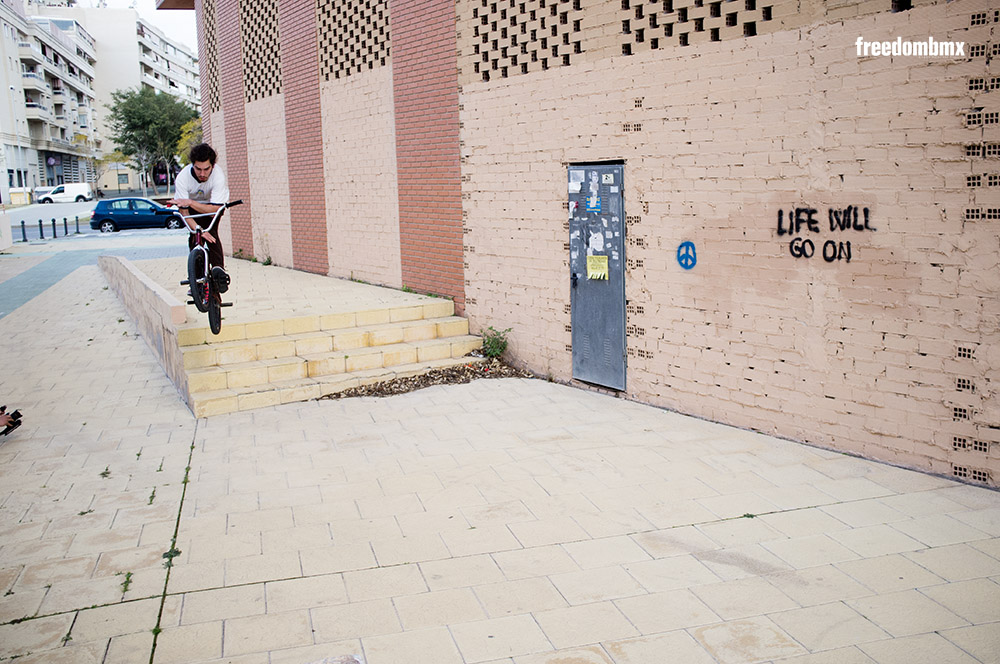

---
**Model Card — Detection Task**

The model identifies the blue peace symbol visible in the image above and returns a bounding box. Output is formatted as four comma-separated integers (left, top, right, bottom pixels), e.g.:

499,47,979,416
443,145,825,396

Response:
677,241,697,270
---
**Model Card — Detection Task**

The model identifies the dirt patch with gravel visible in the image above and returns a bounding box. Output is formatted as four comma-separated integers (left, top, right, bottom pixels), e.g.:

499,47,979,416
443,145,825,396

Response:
318,353,535,400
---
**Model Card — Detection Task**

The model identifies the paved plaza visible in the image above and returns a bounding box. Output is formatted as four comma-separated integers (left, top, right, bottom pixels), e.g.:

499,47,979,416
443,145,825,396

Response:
0,231,998,663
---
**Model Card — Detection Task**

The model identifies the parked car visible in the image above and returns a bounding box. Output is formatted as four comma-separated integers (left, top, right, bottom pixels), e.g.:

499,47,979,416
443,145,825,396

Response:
36,182,93,203
90,197,185,233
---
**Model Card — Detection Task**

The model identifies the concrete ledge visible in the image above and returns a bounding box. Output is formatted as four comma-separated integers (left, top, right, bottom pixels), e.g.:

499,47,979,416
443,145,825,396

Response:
98,255,190,405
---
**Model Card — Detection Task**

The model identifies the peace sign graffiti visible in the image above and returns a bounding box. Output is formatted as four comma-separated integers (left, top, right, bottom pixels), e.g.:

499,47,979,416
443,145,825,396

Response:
677,241,697,270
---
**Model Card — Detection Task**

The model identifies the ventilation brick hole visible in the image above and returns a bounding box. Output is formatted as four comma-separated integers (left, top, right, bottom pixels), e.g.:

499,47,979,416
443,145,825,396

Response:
643,201,650,214
956,377,976,392
988,208,1000,219
967,175,982,187
627,347,636,358
637,349,654,359
970,77,986,92
628,236,647,248
965,208,982,220
626,303,645,316
953,464,970,478
970,44,987,57
957,345,975,359
743,21,756,37
626,324,646,337
745,0,755,10
967,110,984,126
971,11,988,26
467,297,477,305
564,304,571,314
953,406,972,421
990,174,1000,187
891,0,911,11
634,97,644,108
987,143,1000,157
952,437,989,452
762,5,772,20
625,214,642,225
563,242,571,251
319,0,391,81
679,32,689,45
726,12,737,26
626,258,645,270
966,144,983,157
564,324,572,333
971,468,990,483
711,27,720,41
565,344,573,352
987,112,1000,125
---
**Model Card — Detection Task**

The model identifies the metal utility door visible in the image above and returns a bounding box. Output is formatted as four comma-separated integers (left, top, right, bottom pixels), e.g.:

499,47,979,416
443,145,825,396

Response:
568,164,626,390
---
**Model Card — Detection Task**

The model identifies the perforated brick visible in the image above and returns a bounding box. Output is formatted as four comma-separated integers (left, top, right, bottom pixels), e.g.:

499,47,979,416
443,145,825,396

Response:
241,0,282,102
467,0,585,82
319,0,391,80
204,0,221,113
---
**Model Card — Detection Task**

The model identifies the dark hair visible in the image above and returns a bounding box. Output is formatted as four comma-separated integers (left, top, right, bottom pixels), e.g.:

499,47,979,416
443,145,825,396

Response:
189,143,217,165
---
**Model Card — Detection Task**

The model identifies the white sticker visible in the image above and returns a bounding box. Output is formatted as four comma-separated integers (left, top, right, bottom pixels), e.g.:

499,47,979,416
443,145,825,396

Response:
570,170,585,183
569,230,580,240
612,250,619,260
569,182,582,193
602,173,615,184
610,186,619,193
589,230,605,252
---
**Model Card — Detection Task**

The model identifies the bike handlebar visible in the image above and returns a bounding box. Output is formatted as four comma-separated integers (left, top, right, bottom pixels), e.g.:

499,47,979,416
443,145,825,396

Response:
174,200,243,235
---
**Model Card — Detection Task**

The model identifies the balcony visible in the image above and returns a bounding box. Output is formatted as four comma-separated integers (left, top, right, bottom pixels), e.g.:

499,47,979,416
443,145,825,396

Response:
51,87,68,102
21,71,46,91
18,41,42,63
25,102,51,122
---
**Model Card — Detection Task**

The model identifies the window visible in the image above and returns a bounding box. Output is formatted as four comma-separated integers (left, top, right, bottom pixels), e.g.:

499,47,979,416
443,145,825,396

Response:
110,199,130,210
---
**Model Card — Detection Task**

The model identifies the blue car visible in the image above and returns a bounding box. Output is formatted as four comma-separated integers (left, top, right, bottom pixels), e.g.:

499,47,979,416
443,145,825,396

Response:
90,197,184,233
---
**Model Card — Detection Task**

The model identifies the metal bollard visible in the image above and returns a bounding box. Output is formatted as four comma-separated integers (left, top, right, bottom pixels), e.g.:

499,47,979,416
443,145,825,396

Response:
38,219,44,239
63,217,68,235
75,217,80,234
52,218,57,238
20,221,26,243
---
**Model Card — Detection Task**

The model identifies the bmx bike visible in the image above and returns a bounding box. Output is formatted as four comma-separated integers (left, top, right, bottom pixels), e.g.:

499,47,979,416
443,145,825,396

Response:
176,200,243,335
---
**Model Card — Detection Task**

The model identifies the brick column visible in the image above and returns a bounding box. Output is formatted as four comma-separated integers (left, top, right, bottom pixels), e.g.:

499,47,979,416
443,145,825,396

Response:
215,0,253,258
194,0,210,141
390,0,465,311
278,1,328,274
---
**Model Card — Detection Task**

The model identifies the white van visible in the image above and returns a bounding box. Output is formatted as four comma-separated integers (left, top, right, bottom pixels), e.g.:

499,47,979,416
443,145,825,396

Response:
37,183,93,203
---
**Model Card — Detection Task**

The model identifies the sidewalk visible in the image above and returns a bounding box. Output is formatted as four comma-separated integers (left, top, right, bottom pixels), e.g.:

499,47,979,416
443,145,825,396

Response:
0,234,997,664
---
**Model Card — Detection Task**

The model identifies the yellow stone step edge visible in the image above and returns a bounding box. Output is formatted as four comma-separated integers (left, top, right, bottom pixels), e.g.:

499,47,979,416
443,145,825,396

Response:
177,300,455,347
187,336,483,394
181,317,471,370
190,355,489,417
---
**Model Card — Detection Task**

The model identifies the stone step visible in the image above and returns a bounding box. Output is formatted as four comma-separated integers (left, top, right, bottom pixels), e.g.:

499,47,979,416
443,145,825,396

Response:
181,316,470,370
190,355,488,418
187,336,482,394
176,299,456,347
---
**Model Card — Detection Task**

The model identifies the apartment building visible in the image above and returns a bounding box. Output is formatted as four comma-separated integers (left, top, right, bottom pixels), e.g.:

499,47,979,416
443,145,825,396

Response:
0,0,97,203
25,3,198,194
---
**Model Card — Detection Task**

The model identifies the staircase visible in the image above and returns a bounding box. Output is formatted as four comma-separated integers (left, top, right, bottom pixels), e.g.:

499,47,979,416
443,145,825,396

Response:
178,300,483,417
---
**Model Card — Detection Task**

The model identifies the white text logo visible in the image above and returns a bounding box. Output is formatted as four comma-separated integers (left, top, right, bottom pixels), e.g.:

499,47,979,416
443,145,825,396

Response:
856,36,965,57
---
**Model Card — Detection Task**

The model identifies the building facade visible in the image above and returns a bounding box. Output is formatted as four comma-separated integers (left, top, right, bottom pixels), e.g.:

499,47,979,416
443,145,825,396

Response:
0,0,98,203
25,2,199,195
183,0,999,487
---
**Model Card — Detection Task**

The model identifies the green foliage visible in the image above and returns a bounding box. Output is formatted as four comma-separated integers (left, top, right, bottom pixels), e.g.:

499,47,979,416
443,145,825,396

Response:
106,87,197,193
176,117,203,165
482,326,512,358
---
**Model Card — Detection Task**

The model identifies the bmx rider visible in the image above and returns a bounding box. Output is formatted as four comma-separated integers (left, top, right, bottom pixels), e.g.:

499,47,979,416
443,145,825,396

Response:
169,143,231,294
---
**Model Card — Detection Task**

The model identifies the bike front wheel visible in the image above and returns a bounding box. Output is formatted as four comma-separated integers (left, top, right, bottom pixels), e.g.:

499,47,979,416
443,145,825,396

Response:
208,294,222,335
187,249,210,313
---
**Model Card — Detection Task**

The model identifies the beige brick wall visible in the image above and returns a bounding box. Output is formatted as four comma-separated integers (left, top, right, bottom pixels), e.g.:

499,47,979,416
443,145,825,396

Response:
205,109,233,260
245,95,294,267
461,0,999,484
319,65,402,288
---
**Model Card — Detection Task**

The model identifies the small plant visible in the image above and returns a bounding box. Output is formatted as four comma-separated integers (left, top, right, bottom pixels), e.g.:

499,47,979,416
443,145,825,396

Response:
151,626,162,636
156,460,163,473
263,256,272,266
116,571,133,594
78,509,93,516
117,318,124,323
61,631,72,645
161,547,181,568
234,248,245,259
135,449,142,460
482,326,512,358
147,488,156,505
99,466,110,479
401,285,415,294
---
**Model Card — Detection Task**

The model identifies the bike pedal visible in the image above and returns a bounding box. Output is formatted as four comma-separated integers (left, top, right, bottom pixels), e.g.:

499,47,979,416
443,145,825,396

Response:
187,300,196,305
179,279,189,285
220,302,233,307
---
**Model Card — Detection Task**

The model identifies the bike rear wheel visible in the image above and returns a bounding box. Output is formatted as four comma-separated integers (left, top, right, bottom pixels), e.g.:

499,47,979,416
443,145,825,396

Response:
187,249,210,313
208,294,222,335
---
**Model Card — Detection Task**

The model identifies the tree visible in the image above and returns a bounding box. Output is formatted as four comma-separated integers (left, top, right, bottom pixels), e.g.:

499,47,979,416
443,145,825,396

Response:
106,87,197,197
89,149,127,195
177,117,203,165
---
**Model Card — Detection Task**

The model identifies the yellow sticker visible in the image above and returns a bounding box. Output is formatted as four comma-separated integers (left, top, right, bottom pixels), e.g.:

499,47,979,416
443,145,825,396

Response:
587,255,609,280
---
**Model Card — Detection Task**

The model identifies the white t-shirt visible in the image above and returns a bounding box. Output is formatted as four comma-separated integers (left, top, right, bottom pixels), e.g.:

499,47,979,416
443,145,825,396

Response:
174,163,230,205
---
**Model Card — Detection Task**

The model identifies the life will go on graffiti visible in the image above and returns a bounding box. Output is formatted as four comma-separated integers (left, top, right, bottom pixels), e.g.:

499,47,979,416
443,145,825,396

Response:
776,205,875,263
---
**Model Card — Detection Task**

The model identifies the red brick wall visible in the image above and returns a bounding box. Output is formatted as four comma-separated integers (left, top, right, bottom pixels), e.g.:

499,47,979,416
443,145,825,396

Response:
278,1,328,274
216,0,253,258
195,0,209,141
390,0,465,311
